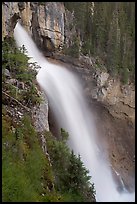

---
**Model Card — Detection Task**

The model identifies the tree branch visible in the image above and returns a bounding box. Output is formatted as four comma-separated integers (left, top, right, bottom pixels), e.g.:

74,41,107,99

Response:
2,90,30,112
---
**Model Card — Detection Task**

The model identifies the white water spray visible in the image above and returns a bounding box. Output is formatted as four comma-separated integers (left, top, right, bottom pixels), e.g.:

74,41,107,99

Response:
14,22,135,202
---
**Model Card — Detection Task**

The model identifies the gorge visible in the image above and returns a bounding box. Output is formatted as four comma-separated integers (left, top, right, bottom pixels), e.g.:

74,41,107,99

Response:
2,2,135,202
14,22,134,202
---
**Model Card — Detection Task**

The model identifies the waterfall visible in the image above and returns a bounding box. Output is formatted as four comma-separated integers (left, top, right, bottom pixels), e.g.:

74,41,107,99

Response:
14,22,135,202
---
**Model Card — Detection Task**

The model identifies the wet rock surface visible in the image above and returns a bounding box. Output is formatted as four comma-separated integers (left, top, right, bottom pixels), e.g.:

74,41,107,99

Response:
47,55,135,192
51,53,135,122
91,102,135,192
2,2,65,51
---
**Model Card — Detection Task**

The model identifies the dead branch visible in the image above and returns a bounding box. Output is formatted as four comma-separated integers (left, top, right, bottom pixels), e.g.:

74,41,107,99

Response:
2,90,30,112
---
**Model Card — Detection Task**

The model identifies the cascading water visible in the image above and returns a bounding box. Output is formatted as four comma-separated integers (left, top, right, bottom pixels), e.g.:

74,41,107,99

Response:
14,22,135,202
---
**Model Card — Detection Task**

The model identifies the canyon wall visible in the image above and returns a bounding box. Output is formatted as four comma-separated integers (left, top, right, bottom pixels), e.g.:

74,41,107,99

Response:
2,2,135,192
49,54,135,191
2,2,65,52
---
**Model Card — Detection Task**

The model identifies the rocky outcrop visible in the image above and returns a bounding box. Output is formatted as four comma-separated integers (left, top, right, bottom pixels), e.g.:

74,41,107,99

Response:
31,2,65,52
52,53,135,124
75,55,135,123
32,91,49,133
2,2,135,124
2,1,135,193
49,54,135,191
2,2,65,52
91,69,135,123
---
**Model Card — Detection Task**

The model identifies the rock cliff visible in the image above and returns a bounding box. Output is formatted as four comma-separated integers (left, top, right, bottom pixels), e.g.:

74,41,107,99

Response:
2,2,65,52
51,53,135,124
2,1,135,192
49,54,135,192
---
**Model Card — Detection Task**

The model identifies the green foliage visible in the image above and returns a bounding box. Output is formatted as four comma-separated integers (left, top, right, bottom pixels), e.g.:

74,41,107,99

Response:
2,109,96,202
2,110,60,202
63,36,80,58
2,37,41,107
2,161,39,202
2,30,96,203
64,2,135,84
38,2,45,6
67,151,96,202
2,35,72,202
2,37,37,82
121,67,129,84
60,127,69,141
2,37,29,74
45,129,96,202
81,38,93,56
64,2,87,35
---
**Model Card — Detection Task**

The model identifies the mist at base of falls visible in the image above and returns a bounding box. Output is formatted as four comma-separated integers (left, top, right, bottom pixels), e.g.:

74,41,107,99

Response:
14,22,135,202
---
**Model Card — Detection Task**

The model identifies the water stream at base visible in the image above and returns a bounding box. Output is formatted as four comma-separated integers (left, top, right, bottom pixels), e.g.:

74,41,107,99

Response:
14,22,135,202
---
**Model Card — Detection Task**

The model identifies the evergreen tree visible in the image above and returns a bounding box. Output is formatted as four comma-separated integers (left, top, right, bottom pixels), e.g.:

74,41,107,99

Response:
46,129,96,202
64,2,135,84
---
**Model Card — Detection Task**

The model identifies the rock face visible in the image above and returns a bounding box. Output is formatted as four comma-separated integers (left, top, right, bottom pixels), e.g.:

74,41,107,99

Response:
78,55,135,123
31,2,65,52
2,2,31,38
91,70,135,123
2,2,135,193
49,54,135,192
52,53,135,123
2,2,65,52
32,91,49,133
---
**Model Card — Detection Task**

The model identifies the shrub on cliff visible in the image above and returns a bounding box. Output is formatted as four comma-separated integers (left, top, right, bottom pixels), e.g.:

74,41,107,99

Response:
2,111,61,202
2,36,96,202
2,37,41,107
45,129,96,202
